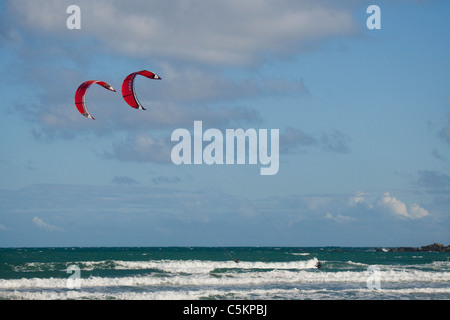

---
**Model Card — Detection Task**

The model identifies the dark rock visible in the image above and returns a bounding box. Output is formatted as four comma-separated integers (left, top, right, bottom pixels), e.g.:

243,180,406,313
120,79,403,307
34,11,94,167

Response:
390,247,416,252
386,243,450,252
419,243,450,252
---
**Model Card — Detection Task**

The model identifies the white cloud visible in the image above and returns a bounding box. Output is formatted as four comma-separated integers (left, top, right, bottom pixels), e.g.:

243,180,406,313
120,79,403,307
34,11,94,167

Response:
348,191,367,207
408,203,430,219
104,133,174,164
32,216,63,231
377,193,429,220
324,212,357,223
302,196,333,212
6,0,357,66
0,184,442,246
3,0,358,141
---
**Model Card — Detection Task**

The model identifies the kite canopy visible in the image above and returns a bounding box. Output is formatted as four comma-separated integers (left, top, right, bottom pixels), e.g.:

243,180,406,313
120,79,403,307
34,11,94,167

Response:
74,80,116,120
121,70,161,110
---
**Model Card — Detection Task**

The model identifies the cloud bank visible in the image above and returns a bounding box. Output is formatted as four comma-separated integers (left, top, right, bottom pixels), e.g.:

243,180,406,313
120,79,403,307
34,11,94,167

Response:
2,0,357,143
378,193,429,220
5,0,357,66
32,216,63,231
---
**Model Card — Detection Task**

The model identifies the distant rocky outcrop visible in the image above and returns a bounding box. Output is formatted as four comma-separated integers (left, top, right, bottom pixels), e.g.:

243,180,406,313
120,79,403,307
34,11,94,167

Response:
376,243,450,252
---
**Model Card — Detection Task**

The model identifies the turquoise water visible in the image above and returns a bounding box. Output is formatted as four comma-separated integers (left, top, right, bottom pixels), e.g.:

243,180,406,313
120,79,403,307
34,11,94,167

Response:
1,247,449,300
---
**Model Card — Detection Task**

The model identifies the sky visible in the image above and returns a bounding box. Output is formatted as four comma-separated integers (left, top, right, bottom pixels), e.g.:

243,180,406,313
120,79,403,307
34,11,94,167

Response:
0,0,449,247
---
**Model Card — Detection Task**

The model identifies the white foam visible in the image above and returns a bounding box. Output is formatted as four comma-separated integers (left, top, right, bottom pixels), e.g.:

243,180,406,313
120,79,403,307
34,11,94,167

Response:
12,258,320,274
346,261,369,267
2,285,450,300
1,266,449,291
0,287,303,300
114,258,319,272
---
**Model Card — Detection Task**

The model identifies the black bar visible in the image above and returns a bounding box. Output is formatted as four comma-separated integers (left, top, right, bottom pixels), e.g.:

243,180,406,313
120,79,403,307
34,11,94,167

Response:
0,300,443,319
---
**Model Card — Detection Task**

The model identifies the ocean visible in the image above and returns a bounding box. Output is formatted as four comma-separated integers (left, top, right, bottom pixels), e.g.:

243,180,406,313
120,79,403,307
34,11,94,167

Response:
0,247,449,300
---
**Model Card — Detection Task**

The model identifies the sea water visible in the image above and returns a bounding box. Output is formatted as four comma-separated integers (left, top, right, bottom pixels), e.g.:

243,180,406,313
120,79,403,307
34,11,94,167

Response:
0,247,449,300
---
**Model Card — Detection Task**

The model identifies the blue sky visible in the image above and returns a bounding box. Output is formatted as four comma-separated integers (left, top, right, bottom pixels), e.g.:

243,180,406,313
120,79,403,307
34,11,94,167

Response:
0,0,449,247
